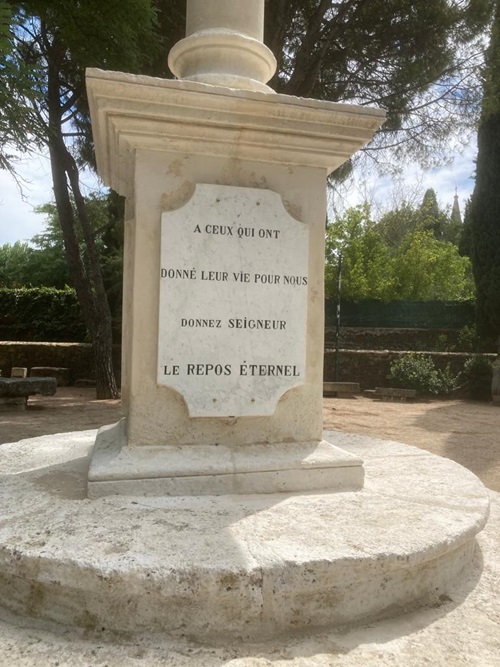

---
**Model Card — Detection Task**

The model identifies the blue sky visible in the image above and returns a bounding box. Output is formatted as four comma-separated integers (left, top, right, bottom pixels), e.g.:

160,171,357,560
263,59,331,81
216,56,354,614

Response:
0,139,477,246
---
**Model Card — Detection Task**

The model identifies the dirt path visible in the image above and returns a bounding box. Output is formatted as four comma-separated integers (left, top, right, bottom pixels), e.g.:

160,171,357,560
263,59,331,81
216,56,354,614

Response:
0,388,121,443
1,389,499,491
324,396,500,492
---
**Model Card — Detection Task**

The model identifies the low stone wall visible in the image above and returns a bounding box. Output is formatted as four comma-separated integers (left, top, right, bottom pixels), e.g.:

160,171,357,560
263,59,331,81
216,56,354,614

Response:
1,342,495,392
0,342,121,384
324,349,497,390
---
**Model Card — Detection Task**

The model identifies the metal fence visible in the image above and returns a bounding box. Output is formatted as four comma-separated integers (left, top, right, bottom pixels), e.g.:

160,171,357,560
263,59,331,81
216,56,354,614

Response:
325,299,475,329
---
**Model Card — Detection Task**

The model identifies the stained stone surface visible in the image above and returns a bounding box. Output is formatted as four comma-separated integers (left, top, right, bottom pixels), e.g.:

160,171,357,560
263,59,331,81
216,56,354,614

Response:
0,430,489,644
0,501,498,667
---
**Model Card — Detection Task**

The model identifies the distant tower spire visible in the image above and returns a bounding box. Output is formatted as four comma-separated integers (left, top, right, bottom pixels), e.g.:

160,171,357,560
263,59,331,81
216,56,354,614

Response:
451,187,462,224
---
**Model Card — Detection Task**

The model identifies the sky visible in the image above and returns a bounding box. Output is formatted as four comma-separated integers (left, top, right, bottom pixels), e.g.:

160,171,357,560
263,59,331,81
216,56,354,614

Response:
332,136,477,220
0,152,100,246
0,138,477,247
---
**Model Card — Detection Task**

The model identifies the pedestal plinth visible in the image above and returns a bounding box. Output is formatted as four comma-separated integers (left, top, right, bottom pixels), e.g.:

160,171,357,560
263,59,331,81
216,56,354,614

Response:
86,70,385,496
0,430,490,641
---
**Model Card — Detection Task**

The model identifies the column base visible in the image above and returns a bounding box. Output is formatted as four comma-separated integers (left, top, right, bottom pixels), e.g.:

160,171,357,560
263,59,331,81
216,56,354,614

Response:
87,420,364,498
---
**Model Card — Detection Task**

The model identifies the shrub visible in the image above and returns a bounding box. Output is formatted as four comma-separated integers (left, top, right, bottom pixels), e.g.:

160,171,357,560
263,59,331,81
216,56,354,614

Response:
0,287,88,342
389,353,459,396
461,355,493,400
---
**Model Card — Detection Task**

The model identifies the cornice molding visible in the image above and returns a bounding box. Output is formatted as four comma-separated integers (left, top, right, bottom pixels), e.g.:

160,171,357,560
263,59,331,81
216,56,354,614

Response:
86,68,386,196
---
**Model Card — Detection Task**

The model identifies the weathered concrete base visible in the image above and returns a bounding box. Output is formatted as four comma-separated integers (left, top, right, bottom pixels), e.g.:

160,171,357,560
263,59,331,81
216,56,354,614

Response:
0,430,489,644
0,492,498,666
87,420,364,497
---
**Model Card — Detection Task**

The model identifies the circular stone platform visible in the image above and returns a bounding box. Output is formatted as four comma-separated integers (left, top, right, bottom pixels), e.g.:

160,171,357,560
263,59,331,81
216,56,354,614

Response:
0,429,489,642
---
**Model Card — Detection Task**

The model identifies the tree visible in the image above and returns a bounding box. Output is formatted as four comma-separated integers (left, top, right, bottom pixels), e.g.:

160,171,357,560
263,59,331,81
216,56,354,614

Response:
264,0,493,171
420,187,440,219
377,193,463,248
0,2,43,173
325,205,395,300
2,1,159,397
0,241,36,287
466,0,500,352
34,192,124,339
0,238,69,289
376,203,423,249
393,230,474,300
326,205,474,301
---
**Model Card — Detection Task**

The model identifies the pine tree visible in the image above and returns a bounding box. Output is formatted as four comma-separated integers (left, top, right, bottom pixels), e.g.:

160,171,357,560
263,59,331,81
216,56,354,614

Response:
466,0,500,351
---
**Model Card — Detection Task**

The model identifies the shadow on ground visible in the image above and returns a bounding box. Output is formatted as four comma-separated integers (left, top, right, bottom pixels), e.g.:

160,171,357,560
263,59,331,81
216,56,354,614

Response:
412,400,500,492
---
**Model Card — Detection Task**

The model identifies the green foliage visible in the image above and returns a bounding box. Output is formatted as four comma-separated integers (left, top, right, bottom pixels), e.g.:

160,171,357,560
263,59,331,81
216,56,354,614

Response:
0,193,123,340
0,240,69,289
2,0,161,169
393,231,474,300
326,206,475,302
389,353,459,396
0,287,87,342
34,192,124,337
466,0,500,346
1,1,159,397
325,205,395,300
0,191,124,340
266,0,493,168
455,325,487,353
378,193,463,248
461,355,493,399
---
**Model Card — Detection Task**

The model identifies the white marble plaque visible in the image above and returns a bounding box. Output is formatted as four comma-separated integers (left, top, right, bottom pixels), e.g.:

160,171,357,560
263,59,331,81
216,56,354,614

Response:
157,184,309,417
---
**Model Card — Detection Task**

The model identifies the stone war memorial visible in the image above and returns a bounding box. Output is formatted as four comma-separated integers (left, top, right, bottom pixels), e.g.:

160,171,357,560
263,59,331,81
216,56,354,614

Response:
84,0,387,497
0,0,491,651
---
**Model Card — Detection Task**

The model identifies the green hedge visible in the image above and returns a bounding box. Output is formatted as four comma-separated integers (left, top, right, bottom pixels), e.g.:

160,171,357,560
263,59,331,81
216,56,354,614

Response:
0,287,88,342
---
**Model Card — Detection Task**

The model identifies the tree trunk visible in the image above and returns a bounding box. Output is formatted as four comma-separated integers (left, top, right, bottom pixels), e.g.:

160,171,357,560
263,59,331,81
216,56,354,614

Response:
493,338,500,402
48,139,119,398
46,37,119,399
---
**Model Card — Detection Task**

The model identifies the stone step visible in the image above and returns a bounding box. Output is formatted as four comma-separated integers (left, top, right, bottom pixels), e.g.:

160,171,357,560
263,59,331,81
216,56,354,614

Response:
374,387,417,401
0,430,488,642
323,382,360,397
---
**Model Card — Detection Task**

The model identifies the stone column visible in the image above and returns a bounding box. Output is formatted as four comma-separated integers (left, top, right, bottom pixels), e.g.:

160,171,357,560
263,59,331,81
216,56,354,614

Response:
85,1,385,497
168,0,277,92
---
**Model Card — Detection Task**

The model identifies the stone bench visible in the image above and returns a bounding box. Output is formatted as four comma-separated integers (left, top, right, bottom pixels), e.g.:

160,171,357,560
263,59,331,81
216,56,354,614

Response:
373,387,417,402
29,367,70,386
0,377,57,411
11,367,28,378
323,382,360,397
74,378,96,388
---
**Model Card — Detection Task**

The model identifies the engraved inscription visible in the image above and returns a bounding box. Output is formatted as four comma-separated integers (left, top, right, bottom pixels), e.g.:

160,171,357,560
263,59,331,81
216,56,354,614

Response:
157,184,309,417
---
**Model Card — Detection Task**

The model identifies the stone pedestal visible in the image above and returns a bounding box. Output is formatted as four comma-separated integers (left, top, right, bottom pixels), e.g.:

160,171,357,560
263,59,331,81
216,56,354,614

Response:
0,430,490,640
85,0,384,497
86,71,383,497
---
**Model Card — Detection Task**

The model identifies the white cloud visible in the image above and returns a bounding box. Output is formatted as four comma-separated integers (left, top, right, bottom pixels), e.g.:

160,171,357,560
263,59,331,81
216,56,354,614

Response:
0,153,53,245
0,151,102,246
